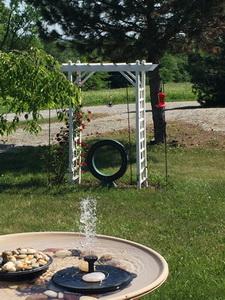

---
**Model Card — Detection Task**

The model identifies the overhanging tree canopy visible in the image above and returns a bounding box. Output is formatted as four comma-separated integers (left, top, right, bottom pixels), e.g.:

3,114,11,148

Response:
26,0,225,142
0,48,80,135
0,0,42,51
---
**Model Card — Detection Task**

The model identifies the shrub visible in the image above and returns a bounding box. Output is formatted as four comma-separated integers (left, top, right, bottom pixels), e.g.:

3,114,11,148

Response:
189,46,225,107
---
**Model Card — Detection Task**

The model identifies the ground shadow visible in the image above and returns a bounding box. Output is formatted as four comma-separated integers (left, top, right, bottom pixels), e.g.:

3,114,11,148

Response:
126,106,203,116
164,105,203,111
0,145,45,174
0,136,159,191
0,145,49,191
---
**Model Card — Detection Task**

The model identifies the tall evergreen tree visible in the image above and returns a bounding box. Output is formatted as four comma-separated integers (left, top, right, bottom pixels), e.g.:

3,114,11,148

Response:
25,0,225,142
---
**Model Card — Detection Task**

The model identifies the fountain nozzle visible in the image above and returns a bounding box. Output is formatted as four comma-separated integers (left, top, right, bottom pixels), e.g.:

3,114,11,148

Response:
84,255,98,273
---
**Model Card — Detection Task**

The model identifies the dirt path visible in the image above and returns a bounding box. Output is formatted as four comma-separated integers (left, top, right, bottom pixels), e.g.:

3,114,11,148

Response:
1,101,225,151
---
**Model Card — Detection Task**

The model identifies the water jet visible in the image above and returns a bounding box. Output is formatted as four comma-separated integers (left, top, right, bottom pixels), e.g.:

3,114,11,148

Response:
52,197,138,294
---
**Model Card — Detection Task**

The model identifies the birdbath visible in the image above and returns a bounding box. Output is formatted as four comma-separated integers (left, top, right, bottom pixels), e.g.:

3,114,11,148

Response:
0,232,168,300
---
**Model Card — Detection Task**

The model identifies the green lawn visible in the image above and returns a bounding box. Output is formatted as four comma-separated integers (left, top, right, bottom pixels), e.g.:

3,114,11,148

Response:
164,82,196,102
0,128,224,299
79,82,196,106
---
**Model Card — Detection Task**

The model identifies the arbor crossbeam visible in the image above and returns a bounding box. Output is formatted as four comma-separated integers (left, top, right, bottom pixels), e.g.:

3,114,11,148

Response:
61,61,157,73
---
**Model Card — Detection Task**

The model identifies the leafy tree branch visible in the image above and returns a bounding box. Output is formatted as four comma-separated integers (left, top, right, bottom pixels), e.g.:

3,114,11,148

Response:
0,47,81,135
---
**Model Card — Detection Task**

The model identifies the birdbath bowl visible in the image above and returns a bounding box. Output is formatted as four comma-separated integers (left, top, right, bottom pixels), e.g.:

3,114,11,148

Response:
0,232,168,299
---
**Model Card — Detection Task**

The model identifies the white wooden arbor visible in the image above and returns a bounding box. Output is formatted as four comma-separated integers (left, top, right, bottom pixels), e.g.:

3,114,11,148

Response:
61,60,158,188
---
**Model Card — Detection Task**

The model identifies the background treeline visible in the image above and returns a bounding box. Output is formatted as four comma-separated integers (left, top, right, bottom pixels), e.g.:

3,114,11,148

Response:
1,0,225,106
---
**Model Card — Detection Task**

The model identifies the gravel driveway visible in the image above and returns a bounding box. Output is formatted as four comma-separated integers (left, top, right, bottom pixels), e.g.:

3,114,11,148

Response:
1,101,225,151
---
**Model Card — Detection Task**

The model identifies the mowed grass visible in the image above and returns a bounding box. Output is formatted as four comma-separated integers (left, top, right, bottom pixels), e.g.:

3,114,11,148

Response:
0,128,224,299
164,82,196,102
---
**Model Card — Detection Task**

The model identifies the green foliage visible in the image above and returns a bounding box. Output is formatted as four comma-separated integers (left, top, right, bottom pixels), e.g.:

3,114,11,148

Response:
81,72,110,91
160,54,191,83
109,73,129,89
189,47,225,106
0,48,81,135
41,127,70,184
0,0,43,51
43,41,110,90
43,41,82,63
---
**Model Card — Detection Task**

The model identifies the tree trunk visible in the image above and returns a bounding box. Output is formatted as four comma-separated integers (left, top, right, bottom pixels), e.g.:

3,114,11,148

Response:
149,67,166,143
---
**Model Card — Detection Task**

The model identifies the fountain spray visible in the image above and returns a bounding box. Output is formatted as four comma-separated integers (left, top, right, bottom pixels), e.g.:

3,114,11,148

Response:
79,197,97,255
52,197,138,293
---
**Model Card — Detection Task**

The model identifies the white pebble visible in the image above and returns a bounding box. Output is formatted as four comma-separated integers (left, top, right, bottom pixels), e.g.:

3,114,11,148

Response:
54,250,72,258
19,248,28,254
2,262,15,271
58,292,64,299
44,290,58,298
82,272,105,282
31,262,40,268
27,248,36,254
15,261,23,271
38,259,47,266
8,266,16,272
17,254,27,259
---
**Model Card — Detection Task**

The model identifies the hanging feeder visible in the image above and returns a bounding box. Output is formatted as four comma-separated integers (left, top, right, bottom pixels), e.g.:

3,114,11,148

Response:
156,91,166,107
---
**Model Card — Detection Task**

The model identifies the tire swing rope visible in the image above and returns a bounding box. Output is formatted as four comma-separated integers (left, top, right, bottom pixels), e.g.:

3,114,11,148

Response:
87,139,129,187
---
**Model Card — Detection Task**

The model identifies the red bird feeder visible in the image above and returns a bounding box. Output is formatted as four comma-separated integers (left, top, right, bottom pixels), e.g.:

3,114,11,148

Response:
156,91,166,107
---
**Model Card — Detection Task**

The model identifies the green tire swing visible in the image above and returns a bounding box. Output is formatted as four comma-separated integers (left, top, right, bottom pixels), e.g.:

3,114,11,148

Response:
87,139,129,187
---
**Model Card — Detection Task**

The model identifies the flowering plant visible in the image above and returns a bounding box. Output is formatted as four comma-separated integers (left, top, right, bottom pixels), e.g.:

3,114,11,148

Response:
42,106,91,184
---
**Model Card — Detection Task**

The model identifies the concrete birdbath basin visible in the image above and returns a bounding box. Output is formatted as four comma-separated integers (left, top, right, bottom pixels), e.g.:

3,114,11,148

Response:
0,232,168,300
